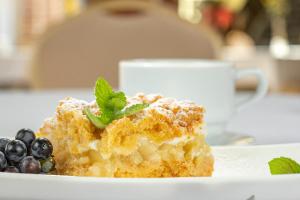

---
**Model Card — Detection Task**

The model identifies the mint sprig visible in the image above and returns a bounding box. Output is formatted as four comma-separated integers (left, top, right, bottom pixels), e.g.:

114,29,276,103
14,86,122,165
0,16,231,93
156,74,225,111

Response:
268,157,300,175
84,78,149,128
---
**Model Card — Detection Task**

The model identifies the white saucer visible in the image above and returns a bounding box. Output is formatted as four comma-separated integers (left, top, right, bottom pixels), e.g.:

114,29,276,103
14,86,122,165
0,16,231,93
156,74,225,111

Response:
206,132,255,146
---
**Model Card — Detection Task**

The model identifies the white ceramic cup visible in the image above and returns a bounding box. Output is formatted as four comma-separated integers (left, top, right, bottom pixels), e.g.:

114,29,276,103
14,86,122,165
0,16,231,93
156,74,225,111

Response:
119,59,268,140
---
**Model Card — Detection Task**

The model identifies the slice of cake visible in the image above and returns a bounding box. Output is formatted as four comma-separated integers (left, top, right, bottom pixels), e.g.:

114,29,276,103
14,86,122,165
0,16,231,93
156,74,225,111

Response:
36,79,213,177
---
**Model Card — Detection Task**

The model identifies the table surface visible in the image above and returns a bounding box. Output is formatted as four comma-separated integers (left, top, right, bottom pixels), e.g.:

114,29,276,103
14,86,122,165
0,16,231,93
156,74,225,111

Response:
0,90,299,145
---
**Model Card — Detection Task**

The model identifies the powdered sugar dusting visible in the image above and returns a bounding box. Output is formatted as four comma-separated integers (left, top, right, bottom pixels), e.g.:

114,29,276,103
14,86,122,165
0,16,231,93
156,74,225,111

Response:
58,97,88,112
55,93,204,130
127,93,204,129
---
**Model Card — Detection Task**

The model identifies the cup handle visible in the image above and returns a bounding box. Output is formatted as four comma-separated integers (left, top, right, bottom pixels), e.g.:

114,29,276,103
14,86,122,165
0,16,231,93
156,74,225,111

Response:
235,68,268,112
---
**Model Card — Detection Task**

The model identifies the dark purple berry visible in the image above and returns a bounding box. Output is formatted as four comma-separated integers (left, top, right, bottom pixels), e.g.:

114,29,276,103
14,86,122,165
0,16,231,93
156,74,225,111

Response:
0,152,7,171
0,138,10,153
4,166,19,173
19,156,41,174
5,140,27,163
16,129,36,148
40,157,56,173
31,138,53,160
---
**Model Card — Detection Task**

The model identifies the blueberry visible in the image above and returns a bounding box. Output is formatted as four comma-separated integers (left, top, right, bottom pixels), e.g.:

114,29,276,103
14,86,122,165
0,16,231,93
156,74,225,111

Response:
5,140,27,163
15,129,36,148
4,166,19,173
40,157,56,173
19,156,41,174
31,138,53,160
0,152,7,171
0,138,10,153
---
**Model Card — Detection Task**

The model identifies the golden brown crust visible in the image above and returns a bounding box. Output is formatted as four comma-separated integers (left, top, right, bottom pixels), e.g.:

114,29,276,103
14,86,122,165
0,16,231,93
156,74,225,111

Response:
36,94,213,177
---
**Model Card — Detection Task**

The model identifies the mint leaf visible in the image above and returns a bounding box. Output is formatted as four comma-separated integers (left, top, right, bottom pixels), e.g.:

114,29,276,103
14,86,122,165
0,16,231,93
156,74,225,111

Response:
85,78,149,128
124,103,149,116
123,103,149,116
94,78,115,111
268,157,300,175
115,103,149,119
83,108,106,129
107,91,126,111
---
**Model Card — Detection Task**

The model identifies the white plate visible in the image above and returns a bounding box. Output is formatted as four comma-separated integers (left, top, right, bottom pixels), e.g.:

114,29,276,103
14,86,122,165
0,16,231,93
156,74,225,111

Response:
1,143,300,200
207,132,255,146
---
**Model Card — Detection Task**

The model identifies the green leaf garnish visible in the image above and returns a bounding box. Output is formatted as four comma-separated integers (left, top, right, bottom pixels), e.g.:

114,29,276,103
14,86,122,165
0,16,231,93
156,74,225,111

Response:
84,108,107,129
115,103,149,119
84,78,149,128
268,157,300,175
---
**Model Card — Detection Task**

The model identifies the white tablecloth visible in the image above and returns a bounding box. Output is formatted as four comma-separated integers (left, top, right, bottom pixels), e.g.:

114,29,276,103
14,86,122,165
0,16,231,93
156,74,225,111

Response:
0,90,299,145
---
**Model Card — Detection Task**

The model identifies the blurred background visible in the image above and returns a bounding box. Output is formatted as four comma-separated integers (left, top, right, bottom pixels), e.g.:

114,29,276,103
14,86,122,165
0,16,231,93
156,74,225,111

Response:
0,0,300,92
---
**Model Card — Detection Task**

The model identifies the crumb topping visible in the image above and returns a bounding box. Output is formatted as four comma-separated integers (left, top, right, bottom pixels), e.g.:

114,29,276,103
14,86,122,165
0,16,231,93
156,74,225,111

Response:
58,94,204,131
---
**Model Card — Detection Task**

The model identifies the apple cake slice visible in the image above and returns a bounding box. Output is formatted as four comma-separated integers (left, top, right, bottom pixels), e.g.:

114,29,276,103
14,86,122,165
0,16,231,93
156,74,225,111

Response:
37,93,213,177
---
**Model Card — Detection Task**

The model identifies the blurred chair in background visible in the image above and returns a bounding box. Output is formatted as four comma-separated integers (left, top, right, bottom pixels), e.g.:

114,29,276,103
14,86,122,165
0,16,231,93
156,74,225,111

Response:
30,0,220,89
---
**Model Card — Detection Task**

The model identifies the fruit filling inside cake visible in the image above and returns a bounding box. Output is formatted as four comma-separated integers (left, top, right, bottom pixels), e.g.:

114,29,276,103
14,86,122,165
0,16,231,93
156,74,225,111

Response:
36,79,214,177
